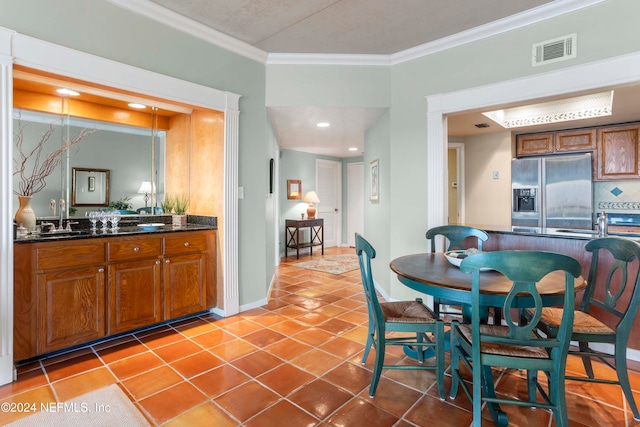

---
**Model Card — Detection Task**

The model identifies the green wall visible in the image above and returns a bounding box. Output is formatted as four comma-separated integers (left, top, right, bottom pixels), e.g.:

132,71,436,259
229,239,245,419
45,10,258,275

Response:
279,149,363,253
386,0,640,298
0,0,273,306
3,0,640,307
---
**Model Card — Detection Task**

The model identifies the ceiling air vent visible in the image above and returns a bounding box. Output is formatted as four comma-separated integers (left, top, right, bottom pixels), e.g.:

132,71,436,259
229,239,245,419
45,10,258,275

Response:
532,33,577,67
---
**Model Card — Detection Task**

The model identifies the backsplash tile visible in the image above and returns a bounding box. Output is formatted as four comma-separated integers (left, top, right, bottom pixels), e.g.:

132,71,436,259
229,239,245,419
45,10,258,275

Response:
594,180,640,213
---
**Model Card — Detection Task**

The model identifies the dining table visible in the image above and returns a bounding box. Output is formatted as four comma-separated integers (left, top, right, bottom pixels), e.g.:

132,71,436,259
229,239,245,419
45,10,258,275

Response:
390,252,586,355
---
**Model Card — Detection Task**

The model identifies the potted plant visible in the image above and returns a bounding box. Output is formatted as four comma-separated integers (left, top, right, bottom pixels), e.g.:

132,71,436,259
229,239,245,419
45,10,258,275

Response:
108,196,133,213
160,195,175,215
172,194,189,226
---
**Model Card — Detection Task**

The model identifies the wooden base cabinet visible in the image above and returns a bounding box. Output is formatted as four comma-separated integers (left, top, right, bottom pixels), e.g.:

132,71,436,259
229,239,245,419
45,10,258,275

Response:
37,266,106,355
164,253,205,319
109,259,162,335
14,229,216,361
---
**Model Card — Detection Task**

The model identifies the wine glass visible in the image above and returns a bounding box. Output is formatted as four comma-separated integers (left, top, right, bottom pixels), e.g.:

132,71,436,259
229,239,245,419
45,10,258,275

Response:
99,211,109,230
88,211,98,230
110,211,121,229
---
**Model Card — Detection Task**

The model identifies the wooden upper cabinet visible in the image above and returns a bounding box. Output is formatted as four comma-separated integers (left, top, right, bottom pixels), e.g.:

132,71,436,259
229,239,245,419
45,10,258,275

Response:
516,133,554,156
596,124,640,180
555,128,597,152
517,128,597,157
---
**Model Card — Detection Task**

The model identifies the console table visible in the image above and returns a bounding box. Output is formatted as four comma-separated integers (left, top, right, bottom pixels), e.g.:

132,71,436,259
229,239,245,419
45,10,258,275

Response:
285,218,324,259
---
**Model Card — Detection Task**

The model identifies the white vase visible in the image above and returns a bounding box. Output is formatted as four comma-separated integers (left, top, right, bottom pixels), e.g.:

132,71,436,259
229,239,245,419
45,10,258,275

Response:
15,195,36,232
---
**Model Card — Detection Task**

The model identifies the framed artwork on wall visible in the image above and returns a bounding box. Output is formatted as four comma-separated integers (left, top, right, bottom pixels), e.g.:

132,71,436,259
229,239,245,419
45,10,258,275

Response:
370,159,379,202
287,179,302,199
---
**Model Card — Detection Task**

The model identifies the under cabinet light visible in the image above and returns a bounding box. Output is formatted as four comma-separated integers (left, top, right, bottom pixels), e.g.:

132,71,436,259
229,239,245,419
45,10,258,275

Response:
56,88,80,96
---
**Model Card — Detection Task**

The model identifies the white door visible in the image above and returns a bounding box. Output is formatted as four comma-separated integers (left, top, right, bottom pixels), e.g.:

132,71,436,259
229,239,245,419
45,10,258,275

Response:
347,162,364,247
316,159,341,248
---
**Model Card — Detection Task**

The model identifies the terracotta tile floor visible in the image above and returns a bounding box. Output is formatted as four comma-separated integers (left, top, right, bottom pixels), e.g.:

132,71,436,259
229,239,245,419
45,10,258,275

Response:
2,246,640,426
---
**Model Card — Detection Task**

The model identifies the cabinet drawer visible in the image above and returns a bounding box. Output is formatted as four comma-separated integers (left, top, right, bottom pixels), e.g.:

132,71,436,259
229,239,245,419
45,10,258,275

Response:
109,238,162,261
37,242,105,270
164,233,207,255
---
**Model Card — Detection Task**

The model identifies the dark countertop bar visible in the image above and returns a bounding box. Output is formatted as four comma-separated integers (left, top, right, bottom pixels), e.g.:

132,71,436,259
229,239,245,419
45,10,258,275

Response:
465,223,640,241
14,214,217,244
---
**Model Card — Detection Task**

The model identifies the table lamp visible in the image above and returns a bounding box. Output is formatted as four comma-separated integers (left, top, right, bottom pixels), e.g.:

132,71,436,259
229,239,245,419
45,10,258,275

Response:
303,191,320,219
138,181,152,208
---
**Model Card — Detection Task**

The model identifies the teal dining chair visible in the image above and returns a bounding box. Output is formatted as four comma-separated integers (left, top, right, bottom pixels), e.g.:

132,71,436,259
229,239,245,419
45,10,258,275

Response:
426,225,489,320
355,233,445,399
450,250,582,427
527,237,640,421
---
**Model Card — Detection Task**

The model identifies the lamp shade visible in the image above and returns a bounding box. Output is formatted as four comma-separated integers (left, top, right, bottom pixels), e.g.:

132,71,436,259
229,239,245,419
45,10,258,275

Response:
303,191,320,203
138,181,152,194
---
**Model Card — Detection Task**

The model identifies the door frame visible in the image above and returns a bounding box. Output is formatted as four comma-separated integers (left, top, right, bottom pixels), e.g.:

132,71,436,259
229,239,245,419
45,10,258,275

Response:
316,158,342,248
347,161,364,247
447,142,465,224
426,51,640,234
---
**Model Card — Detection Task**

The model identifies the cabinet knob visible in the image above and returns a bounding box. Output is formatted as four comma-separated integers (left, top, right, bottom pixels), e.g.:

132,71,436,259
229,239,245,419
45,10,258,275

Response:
165,259,171,264
155,260,161,265
133,247,140,252
184,242,190,247
98,268,104,273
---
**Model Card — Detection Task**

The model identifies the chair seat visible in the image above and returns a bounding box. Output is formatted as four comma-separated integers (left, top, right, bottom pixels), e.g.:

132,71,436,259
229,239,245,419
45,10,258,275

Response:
380,301,437,324
530,307,615,335
458,324,549,358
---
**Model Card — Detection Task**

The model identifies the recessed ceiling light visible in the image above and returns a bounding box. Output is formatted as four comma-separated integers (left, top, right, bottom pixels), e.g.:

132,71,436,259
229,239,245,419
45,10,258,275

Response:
482,91,614,128
128,103,146,109
56,88,80,96
348,147,358,151
317,122,330,128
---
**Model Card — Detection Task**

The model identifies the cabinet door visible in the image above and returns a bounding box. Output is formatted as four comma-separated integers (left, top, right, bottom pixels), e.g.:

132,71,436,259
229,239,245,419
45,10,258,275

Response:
555,128,596,152
163,253,205,319
108,259,162,334
37,266,106,354
596,124,640,180
516,133,554,156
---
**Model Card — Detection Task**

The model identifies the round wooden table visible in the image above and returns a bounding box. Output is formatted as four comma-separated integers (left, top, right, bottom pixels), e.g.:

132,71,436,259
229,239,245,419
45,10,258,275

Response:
390,253,586,310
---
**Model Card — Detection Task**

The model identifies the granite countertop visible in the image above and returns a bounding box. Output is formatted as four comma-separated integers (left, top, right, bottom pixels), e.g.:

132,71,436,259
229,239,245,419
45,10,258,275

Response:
14,214,217,244
467,222,640,241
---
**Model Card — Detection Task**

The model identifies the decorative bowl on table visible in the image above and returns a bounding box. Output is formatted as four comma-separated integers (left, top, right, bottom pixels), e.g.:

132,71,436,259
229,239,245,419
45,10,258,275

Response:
137,223,164,231
444,248,490,271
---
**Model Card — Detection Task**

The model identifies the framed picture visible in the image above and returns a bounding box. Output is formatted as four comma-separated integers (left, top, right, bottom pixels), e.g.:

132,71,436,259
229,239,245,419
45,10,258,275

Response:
287,179,302,199
370,159,379,202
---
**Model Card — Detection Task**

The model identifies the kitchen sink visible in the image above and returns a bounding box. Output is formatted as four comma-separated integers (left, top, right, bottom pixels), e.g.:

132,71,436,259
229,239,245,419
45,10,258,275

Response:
38,230,87,238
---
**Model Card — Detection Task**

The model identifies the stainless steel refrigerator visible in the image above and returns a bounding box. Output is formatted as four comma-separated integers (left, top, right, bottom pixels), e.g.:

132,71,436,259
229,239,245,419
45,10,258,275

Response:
511,153,593,232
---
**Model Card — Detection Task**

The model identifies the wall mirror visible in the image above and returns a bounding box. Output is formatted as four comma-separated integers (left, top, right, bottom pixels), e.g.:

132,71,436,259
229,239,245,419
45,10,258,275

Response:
287,180,302,199
11,70,188,218
72,167,110,207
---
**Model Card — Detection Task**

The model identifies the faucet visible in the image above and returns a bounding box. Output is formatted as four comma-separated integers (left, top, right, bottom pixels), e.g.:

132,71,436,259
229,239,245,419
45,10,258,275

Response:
40,222,56,233
59,199,65,231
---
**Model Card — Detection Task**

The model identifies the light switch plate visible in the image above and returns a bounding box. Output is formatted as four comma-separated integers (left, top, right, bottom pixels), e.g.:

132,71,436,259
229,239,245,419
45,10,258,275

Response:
238,187,245,199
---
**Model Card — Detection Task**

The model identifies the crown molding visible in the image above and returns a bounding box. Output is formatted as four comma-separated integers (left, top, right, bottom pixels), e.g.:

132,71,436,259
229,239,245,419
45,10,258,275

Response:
108,0,604,66
266,53,391,66
105,0,268,64
391,0,605,65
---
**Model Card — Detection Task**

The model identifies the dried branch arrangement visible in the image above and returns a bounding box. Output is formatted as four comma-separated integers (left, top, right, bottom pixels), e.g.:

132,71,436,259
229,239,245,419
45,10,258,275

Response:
13,118,96,196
